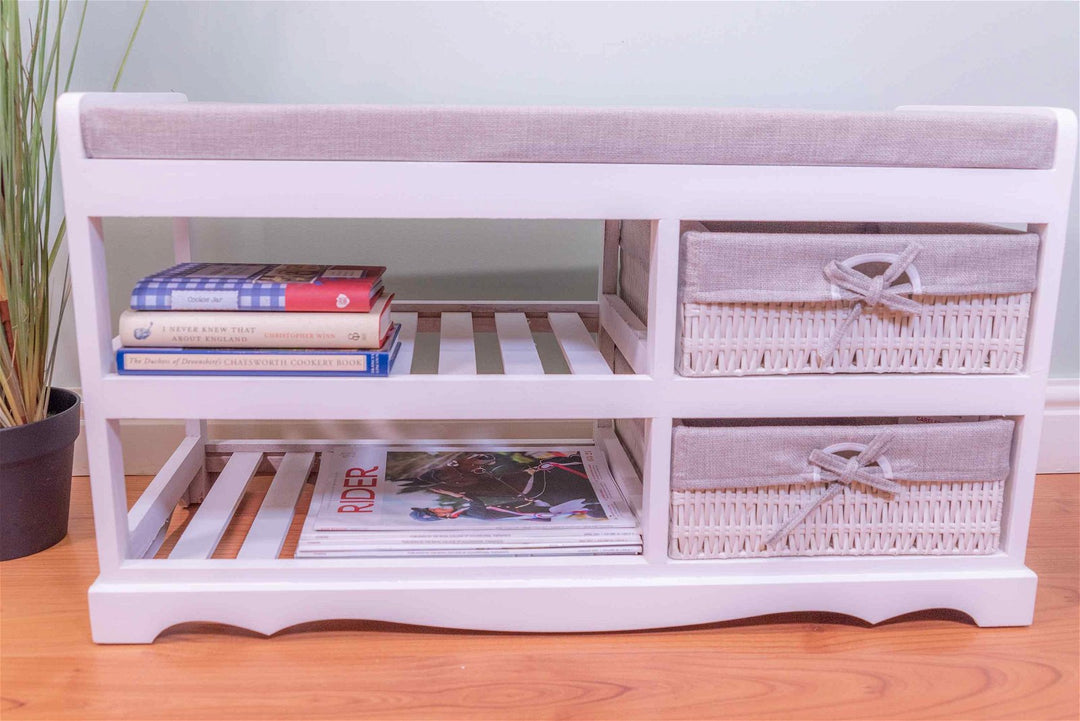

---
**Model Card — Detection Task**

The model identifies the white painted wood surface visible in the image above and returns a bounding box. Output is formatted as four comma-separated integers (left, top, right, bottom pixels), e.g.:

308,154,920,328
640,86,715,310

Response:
494,313,545,374
126,435,204,558
56,92,1077,642
600,294,648,373
168,452,262,560
237,452,315,559
389,312,418,376
437,312,477,375
548,313,613,375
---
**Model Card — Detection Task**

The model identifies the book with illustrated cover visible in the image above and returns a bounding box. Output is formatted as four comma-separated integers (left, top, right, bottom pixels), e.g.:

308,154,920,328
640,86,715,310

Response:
118,294,393,349
306,444,637,533
116,323,400,376
130,262,385,313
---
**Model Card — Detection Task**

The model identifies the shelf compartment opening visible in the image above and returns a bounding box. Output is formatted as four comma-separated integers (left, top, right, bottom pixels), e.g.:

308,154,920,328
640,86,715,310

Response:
130,424,644,563
391,301,619,377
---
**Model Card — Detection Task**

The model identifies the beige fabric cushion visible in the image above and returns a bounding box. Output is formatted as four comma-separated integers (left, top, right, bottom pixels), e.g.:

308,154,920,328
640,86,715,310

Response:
80,103,1057,169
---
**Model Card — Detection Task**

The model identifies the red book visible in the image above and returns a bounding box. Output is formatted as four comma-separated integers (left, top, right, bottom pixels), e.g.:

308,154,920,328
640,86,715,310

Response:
130,263,386,313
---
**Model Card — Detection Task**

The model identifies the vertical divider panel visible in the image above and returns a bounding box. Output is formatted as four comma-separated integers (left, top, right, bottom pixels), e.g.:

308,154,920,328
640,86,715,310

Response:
237,452,316,559
642,219,682,563
642,417,674,563
168,452,263,559
173,215,210,507
390,311,419,376
63,211,129,571
494,313,544,375
598,219,623,370
646,219,681,380
438,312,477,375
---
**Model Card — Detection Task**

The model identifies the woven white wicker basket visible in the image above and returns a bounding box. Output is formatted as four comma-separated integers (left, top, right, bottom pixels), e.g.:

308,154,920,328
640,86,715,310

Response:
668,418,1012,560
675,223,1038,376
681,293,1030,375
670,481,1004,559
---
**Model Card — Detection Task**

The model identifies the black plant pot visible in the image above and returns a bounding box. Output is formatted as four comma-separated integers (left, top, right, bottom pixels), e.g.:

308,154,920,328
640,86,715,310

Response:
1,388,81,561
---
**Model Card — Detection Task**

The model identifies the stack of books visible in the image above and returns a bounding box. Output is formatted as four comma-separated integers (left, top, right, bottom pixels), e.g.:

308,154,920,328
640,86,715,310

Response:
297,444,642,558
115,263,400,376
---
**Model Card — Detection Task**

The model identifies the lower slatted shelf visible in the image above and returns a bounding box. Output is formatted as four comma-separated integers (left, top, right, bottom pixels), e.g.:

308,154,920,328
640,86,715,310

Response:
141,431,643,562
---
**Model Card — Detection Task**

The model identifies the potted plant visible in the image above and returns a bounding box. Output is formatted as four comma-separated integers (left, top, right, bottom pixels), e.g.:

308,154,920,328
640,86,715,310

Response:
1,0,144,561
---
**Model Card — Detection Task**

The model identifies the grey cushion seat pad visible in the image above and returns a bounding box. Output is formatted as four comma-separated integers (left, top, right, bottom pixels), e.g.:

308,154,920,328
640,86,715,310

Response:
80,103,1057,169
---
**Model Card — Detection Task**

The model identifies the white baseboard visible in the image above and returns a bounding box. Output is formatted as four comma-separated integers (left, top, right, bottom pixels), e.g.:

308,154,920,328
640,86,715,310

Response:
70,380,1080,476
1037,378,1080,474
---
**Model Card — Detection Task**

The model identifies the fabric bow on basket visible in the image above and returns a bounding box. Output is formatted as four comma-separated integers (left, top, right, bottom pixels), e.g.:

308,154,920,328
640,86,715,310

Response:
818,243,924,363
762,430,902,548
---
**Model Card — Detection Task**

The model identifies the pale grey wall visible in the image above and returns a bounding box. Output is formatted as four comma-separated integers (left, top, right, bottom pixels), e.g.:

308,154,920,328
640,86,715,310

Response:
51,1,1079,386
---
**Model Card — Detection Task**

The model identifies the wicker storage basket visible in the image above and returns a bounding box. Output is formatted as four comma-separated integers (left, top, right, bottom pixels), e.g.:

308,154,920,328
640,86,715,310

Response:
677,222,1038,376
669,418,1012,559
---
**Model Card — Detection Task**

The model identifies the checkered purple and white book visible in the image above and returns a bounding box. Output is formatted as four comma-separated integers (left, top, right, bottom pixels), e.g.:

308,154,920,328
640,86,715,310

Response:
130,262,385,312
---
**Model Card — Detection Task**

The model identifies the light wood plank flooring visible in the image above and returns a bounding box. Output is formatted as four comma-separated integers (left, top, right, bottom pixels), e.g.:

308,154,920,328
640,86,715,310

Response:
1,474,1077,720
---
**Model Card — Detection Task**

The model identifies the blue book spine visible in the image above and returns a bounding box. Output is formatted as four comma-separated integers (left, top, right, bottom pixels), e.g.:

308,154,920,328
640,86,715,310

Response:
116,325,401,377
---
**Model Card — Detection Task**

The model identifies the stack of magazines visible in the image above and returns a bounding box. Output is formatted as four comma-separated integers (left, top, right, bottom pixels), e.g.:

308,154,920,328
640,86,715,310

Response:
297,444,642,557
115,263,400,376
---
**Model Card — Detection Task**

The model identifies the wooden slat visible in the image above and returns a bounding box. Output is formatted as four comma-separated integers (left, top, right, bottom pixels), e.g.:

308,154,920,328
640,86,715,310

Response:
389,311,418,376
548,313,613,376
600,294,649,374
438,312,477,375
494,313,544,375
127,435,205,559
393,301,598,333
236,452,315,559
168,452,262,560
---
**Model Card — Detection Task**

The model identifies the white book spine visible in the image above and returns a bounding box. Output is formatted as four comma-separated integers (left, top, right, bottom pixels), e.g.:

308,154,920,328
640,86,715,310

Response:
119,297,390,349
300,528,642,544
298,536,641,551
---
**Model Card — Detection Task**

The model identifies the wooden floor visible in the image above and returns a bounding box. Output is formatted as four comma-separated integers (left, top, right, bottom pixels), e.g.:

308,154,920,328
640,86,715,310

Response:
1,474,1077,721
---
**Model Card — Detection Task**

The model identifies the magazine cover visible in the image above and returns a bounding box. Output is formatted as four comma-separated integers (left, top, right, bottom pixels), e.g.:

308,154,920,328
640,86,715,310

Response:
308,444,637,532
130,262,385,313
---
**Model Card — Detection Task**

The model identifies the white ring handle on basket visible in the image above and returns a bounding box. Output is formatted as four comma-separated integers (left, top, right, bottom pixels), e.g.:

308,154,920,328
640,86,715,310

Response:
828,252,924,301
810,442,895,484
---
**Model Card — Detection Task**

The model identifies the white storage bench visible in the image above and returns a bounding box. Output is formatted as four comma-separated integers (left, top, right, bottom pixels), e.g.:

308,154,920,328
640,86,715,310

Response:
57,94,1076,642
674,223,1039,376
669,418,1013,559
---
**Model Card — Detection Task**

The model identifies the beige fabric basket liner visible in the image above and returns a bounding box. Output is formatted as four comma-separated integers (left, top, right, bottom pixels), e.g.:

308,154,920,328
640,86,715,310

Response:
679,223,1038,305
671,418,1013,491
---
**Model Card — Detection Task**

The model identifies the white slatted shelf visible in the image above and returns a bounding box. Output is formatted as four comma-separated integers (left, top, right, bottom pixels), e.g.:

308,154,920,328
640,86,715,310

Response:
494,312,545,375
438,312,478,375
168,452,262,559
390,312,418,376
144,440,644,564
127,435,205,559
548,312,614,375
237,452,315,559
